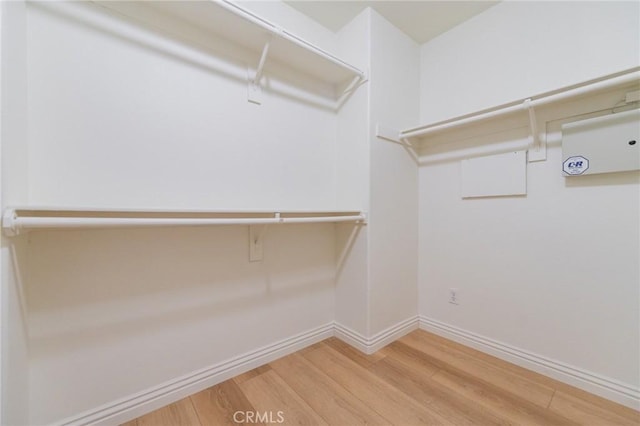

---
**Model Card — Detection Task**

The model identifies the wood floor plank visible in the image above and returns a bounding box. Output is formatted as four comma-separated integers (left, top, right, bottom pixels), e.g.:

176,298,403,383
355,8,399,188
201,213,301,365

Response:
369,356,510,426
413,330,640,421
119,420,137,426
324,337,386,368
136,397,201,426
401,332,555,408
270,352,389,425
239,370,328,426
378,340,440,376
232,365,272,385
413,330,577,393
296,341,327,355
432,369,577,425
190,379,260,426
550,385,640,422
416,330,562,384
549,391,640,426
303,343,454,425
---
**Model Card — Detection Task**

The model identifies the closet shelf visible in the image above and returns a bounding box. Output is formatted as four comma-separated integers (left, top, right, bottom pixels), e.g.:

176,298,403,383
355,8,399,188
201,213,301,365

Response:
2,208,366,236
398,67,640,146
97,0,366,88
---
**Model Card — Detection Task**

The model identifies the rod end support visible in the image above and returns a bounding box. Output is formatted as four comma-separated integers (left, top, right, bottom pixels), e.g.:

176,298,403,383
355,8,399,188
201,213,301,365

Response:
2,209,19,237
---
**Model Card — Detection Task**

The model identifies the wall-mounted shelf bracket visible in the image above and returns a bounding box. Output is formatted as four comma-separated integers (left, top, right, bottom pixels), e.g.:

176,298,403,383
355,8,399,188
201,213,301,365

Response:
341,74,366,97
376,124,410,147
336,72,368,109
248,36,272,105
249,221,270,262
376,124,418,164
524,98,546,162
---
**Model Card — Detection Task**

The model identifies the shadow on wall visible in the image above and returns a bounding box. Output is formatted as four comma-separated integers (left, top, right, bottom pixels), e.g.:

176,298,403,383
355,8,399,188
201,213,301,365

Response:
3,234,30,341
19,223,351,358
418,125,530,166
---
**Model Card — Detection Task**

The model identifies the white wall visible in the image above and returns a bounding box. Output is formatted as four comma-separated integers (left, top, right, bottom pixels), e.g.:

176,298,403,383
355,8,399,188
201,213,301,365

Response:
418,0,640,408
26,1,338,210
1,1,30,424
333,9,371,337
333,8,421,342
420,1,640,123
0,236,28,426
368,11,419,335
20,1,355,423
28,224,336,423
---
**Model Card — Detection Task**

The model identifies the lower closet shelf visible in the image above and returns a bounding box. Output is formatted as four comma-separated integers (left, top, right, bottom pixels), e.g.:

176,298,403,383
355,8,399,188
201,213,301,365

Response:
1,208,366,236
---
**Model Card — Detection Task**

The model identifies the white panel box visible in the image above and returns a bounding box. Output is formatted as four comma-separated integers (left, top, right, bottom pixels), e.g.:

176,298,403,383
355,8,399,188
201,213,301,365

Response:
461,151,527,198
562,109,640,176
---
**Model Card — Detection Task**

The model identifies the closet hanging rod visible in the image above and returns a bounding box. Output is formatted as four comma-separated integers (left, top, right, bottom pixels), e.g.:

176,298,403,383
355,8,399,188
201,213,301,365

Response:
2,209,366,236
217,0,365,80
401,67,640,140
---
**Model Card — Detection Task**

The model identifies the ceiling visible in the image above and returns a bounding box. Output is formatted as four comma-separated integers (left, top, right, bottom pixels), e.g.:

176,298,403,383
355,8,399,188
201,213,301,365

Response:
284,1,499,44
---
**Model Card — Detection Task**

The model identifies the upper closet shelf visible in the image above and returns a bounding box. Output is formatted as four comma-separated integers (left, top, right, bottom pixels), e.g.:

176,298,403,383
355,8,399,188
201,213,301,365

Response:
390,67,640,151
97,0,366,90
2,208,366,236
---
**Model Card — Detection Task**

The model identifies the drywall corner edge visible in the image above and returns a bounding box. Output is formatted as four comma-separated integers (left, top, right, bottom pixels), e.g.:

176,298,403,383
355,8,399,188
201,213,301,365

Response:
334,316,419,355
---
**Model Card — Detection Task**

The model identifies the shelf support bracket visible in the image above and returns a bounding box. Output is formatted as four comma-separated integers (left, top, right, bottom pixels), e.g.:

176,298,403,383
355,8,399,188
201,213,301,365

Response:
336,72,368,110
249,224,265,262
376,124,416,149
524,98,546,162
248,36,272,105
341,74,364,97
248,212,279,262
254,37,271,87
375,124,418,164
376,124,403,145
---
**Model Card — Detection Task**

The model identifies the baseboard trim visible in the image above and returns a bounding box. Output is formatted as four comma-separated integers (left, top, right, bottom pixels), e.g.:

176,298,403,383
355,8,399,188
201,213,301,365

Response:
334,316,419,354
419,315,640,410
56,323,334,426
55,315,639,424
55,317,419,425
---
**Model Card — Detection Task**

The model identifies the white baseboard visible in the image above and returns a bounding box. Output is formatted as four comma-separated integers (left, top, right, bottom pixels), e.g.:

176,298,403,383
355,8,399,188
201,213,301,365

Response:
419,315,640,410
56,323,334,426
334,316,418,354
56,315,639,425
59,317,417,425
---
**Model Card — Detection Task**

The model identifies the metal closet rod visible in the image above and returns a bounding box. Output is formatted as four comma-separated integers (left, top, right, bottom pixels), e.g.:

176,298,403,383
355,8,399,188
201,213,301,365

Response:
401,67,640,139
2,210,366,236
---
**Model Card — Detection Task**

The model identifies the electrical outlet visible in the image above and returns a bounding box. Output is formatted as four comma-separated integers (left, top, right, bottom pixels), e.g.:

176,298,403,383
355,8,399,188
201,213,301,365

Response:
449,288,459,305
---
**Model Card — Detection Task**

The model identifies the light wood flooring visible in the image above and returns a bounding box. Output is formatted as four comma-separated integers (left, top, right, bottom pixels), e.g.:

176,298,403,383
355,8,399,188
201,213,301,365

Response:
122,330,640,425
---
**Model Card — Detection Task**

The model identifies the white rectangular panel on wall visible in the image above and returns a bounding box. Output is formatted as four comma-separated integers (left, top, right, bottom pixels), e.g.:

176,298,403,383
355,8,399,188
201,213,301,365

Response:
562,108,640,176
461,151,527,198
